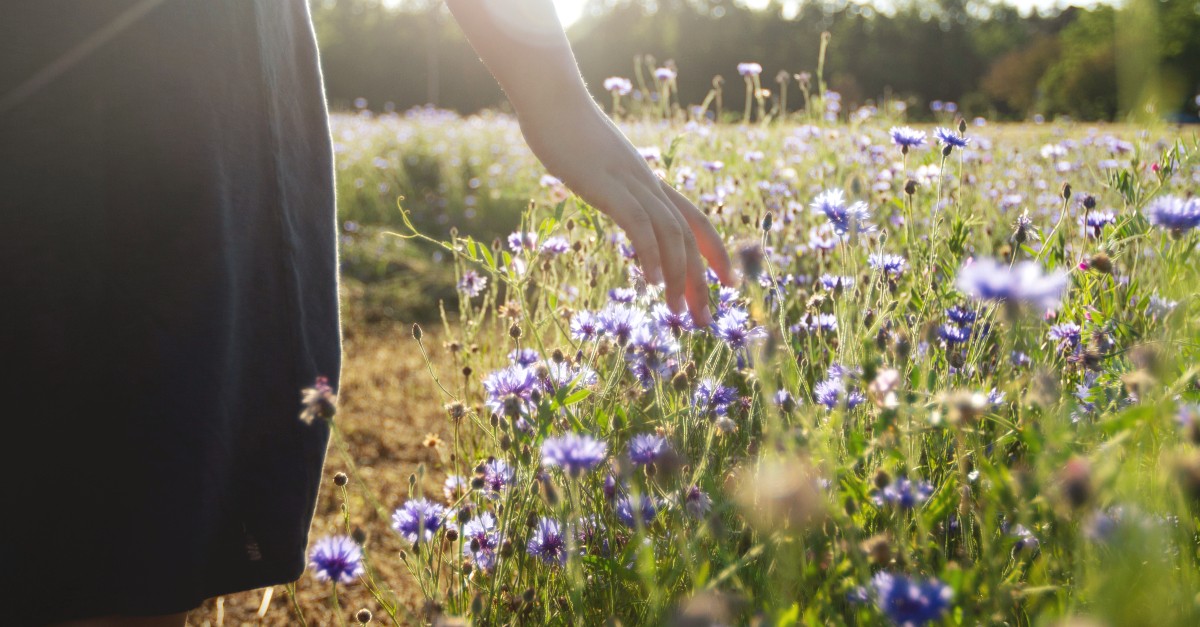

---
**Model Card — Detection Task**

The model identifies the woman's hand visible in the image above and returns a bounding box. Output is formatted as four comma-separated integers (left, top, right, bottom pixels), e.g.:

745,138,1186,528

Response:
515,95,733,325
444,0,734,326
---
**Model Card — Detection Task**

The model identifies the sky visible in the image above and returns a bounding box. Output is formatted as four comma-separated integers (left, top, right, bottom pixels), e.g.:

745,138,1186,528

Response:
551,0,1111,26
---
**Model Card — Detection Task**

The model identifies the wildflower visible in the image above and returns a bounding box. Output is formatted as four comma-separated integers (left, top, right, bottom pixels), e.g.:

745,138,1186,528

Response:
569,310,601,342
443,475,468,502
526,518,569,566
737,62,763,76
457,270,488,297
684,485,713,519
889,126,927,152
945,305,977,326
507,348,540,367
1047,322,1082,350
628,433,669,465
542,433,608,477
934,127,969,150
872,477,934,509
938,324,971,345
543,361,598,392
308,535,364,584
867,368,902,409
869,253,908,278
651,303,694,335
300,376,338,425
597,303,649,346
774,389,797,412
479,459,514,494
603,76,633,96
955,258,1067,310
871,572,953,626
814,377,866,410
713,308,767,350
811,189,875,236
654,67,677,82
694,378,739,417
818,274,855,291
539,236,571,256
1011,525,1040,557
392,499,447,544
507,231,537,252
482,365,540,416
462,512,502,572
1144,195,1200,234
615,494,660,528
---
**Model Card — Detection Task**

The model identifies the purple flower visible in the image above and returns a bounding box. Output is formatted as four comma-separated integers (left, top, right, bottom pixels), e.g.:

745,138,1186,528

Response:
889,126,927,151
814,367,866,410
1144,195,1200,233
872,478,934,509
392,498,447,544
570,310,601,342
811,189,875,236
308,535,364,584
507,231,537,252
1047,322,1082,350
684,485,713,519
507,348,540,367
457,270,488,297
598,304,649,346
603,76,633,96
737,62,763,77
483,365,540,417
1083,210,1116,237
539,236,571,256
480,458,514,495
869,253,908,278
615,494,660,528
651,303,694,335
934,127,969,150
945,305,977,326
714,308,767,350
628,434,669,465
695,378,739,417
608,287,637,303
871,572,953,626
462,512,502,572
654,67,676,81
527,518,569,566
819,274,855,291
955,259,1067,310
938,323,971,345
542,433,608,477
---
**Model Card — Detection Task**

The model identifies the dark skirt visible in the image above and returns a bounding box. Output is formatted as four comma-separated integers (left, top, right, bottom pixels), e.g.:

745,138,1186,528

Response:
0,1,340,621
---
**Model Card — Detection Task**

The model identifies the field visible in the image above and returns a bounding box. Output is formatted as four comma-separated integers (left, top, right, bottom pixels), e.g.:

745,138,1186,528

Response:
189,107,1200,626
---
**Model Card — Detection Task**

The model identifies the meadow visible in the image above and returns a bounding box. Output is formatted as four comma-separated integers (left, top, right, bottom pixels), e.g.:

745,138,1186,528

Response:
192,100,1200,625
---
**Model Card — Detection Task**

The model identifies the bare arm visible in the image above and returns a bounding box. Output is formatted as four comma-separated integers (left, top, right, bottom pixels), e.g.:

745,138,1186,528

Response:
444,0,733,324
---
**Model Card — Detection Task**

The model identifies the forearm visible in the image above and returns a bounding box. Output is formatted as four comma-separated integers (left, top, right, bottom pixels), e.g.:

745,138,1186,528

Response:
444,0,594,114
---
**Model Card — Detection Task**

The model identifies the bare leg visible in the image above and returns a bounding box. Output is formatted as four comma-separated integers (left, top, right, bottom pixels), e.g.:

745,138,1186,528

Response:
50,612,188,627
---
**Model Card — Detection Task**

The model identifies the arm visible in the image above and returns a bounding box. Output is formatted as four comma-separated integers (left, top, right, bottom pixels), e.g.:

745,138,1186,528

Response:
444,0,733,325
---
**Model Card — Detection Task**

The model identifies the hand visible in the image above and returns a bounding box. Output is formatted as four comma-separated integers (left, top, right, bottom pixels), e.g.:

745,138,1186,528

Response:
515,96,734,326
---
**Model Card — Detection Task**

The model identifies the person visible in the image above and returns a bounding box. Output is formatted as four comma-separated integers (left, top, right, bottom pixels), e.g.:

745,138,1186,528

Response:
0,1,731,624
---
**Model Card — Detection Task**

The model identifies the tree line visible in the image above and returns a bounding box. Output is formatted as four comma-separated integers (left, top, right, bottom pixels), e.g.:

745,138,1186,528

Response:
309,0,1200,121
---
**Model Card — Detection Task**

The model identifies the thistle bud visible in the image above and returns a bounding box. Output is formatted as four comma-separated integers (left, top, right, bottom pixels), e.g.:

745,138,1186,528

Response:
1061,182,1072,201
333,472,349,487
904,179,917,196
762,212,773,232
412,323,423,341
957,118,967,134
509,324,522,340
356,609,373,625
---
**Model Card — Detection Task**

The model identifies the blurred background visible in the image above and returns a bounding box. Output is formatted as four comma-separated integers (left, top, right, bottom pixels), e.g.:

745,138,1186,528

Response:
310,0,1200,122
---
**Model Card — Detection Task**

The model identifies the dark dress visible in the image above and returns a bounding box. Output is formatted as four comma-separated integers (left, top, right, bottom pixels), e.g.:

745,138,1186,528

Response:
1,1,340,621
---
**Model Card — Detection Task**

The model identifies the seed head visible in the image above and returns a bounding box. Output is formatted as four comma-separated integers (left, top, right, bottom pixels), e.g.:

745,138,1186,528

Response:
356,609,373,624
334,472,349,487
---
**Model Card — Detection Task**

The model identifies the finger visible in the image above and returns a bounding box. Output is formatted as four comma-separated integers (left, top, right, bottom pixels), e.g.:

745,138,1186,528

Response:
639,180,713,325
589,186,664,285
659,182,737,287
629,182,688,314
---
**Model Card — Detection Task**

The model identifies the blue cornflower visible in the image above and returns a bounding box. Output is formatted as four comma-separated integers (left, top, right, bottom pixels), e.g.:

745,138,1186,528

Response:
482,365,540,417
684,485,713,519
737,62,762,77
956,259,1067,310
570,310,601,342
479,458,514,494
889,126,927,152
987,388,1006,406
507,348,540,367
811,189,875,236
945,305,977,326
539,236,571,256
507,231,537,252
461,512,502,572
391,498,447,544
308,535,365,584
694,378,739,417
526,518,569,566
654,67,676,82
869,253,908,278
714,308,767,350
819,274,855,291
542,433,608,477
628,434,669,465
1047,322,1082,350
597,303,649,346
774,389,797,412
871,572,953,626
872,477,934,509
608,287,637,303
457,270,488,297
938,323,971,345
603,76,632,96
1083,210,1116,237
1144,195,1200,233
651,303,694,335
813,376,866,410
615,494,660,528
934,127,970,150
